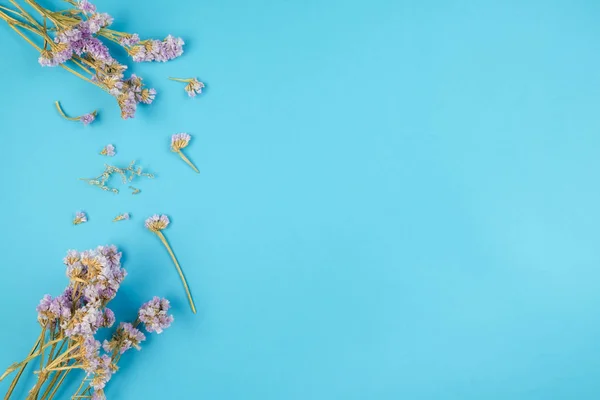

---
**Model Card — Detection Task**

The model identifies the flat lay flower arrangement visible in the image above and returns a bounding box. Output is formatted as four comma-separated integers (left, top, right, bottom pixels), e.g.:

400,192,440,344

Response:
0,0,205,398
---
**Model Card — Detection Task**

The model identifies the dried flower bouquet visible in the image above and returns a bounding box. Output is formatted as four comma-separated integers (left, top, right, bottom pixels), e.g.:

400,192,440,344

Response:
0,0,185,118
0,246,175,400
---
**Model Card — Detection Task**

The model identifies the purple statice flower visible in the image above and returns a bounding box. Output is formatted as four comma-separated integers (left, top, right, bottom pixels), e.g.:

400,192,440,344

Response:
74,211,87,225
91,391,106,400
140,88,156,104
36,295,57,327
162,35,185,60
90,354,113,390
80,112,96,126
119,33,140,47
185,78,205,97
100,144,115,157
102,308,115,328
138,297,174,334
78,0,96,14
144,214,170,232
85,13,113,34
65,305,104,338
171,133,191,151
84,37,113,64
38,51,55,67
64,249,81,265
103,322,146,354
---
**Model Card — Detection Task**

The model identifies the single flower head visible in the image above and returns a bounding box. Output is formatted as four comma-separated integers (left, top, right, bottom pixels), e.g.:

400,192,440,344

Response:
169,77,204,97
145,214,170,232
138,297,174,334
100,144,115,156
73,211,88,225
140,88,156,104
78,0,96,14
80,111,97,126
171,133,191,151
186,78,205,97
103,322,146,354
113,213,130,222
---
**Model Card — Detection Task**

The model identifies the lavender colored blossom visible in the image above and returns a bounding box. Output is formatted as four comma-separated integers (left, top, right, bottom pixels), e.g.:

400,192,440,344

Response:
103,322,146,354
78,0,96,14
80,112,96,125
100,144,115,156
119,33,140,47
102,308,116,328
171,133,191,151
144,214,170,232
140,88,156,104
185,78,205,97
130,35,185,62
91,391,106,400
138,297,174,334
74,211,87,225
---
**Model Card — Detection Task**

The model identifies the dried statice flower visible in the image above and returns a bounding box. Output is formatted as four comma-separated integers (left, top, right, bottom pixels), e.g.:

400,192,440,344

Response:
128,35,184,62
138,297,174,334
113,213,130,222
103,322,146,354
130,186,141,195
0,0,184,119
73,211,88,225
118,33,140,47
100,144,116,156
145,214,196,313
169,77,205,97
0,244,174,399
55,101,97,126
78,0,96,14
171,133,199,173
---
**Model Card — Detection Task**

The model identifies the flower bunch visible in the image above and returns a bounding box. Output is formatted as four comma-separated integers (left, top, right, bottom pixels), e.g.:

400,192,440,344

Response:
0,246,174,399
0,0,185,118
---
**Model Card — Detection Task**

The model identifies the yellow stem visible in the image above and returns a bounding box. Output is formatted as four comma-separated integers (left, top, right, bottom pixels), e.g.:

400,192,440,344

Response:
4,333,42,400
54,101,80,121
177,150,200,173
168,77,191,82
156,231,197,314
44,369,69,400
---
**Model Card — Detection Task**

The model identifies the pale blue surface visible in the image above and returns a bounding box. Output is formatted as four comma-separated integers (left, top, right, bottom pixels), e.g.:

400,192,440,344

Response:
1,0,600,398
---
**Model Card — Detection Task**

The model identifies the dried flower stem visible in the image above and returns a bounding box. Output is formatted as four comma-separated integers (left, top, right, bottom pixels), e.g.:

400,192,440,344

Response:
55,101,96,122
155,231,196,314
176,150,199,173
4,333,42,399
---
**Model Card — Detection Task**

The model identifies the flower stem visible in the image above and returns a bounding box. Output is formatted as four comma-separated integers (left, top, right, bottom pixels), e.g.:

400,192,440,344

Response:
177,150,200,173
168,77,191,82
44,369,69,400
156,231,197,314
4,333,42,400
54,101,80,121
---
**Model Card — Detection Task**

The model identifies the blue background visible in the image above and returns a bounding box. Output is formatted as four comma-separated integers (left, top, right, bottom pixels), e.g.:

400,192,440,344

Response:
1,0,600,398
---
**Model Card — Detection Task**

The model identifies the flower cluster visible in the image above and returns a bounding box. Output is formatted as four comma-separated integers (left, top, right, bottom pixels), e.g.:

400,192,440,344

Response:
0,0,185,118
2,246,174,399
138,297,175,334
103,322,146,355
